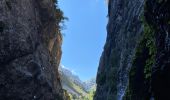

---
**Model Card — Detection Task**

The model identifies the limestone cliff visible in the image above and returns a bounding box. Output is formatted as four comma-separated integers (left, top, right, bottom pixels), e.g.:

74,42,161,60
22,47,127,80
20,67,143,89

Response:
94,0,144,99
0,0,65,99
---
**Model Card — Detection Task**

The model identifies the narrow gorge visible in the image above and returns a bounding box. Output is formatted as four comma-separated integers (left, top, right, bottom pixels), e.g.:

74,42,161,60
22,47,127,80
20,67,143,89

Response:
0,0,170,100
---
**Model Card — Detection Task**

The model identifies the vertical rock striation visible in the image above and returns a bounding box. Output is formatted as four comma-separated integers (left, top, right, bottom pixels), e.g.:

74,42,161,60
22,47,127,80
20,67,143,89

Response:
124,0,170,100
94,0,144,99
0,0,65,100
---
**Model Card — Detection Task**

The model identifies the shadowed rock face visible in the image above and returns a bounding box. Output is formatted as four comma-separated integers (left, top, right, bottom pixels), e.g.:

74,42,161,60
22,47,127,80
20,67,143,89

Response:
145,0,170,99
94,0,144,99
120,0,170,100
0,0,64,100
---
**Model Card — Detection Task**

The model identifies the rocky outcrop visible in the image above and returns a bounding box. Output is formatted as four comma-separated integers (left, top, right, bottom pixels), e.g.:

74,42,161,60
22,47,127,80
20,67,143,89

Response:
95,0,170,99
94,0,144,100
0,0,65,99
123,0,170,100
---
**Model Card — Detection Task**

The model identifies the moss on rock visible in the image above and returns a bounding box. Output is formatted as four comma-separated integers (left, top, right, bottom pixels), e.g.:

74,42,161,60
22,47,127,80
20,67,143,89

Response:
123,15,156,99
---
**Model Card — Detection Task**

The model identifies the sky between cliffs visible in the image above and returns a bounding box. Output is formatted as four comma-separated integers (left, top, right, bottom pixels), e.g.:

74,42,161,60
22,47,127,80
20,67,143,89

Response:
58,0,108,81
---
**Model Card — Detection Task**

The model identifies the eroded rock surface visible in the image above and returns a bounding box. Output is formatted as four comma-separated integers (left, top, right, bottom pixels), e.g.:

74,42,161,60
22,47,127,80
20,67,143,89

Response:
0,0,65,99
123,0,170,100
94,0,144,99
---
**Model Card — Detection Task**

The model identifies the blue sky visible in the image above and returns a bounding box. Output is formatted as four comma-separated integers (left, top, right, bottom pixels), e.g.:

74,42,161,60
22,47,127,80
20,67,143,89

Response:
58,0,108,81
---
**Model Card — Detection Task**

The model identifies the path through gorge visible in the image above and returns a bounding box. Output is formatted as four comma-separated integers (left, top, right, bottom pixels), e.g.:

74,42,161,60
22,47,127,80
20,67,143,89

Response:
0,0,170,100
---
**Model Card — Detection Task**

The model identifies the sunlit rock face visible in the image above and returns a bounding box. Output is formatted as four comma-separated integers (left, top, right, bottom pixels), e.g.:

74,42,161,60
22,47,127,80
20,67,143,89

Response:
94,0,144,99
0,0,65,100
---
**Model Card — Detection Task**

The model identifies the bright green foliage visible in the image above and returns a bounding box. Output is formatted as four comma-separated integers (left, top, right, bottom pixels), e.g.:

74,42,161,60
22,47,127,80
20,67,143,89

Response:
85,89,96,100
68,88,96,100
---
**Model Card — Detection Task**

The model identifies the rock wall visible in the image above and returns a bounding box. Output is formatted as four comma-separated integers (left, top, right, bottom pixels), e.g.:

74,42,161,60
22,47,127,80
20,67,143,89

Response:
95,0,170,100
148,0,170,99
124,0,170,100
0,0,65,99
94,0,144,100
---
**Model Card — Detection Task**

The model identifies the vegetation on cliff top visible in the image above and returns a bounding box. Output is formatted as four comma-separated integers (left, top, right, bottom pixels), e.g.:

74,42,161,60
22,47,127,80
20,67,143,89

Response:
54,0,68,33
